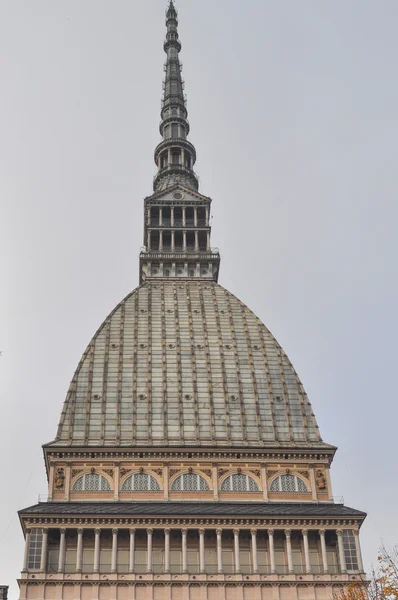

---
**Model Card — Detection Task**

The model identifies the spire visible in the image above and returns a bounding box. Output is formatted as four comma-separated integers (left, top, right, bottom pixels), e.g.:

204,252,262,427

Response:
153,0,199,193
139,2,220,285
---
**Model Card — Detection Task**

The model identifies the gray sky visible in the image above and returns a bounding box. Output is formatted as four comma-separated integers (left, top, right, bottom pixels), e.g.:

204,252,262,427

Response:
1,0,397,595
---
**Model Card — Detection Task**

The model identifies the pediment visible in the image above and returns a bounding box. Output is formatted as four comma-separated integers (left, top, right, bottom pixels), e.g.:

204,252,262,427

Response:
145,184,211,204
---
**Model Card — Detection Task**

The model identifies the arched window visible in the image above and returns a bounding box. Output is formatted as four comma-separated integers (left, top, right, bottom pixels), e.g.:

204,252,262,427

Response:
270,474,308,493
122,473,160,491
72,473,111,492
171,473,210,491
221,473,259,492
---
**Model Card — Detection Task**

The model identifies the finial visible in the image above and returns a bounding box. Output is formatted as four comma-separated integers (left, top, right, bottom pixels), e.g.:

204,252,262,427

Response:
167,0,177,18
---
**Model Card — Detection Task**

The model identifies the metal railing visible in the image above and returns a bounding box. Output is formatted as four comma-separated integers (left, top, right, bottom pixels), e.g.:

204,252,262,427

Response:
48,563,343,576
148,221,208,228
333,495,345,504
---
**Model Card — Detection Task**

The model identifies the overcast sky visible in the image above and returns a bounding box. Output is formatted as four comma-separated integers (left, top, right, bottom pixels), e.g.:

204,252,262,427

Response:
1,0,398,596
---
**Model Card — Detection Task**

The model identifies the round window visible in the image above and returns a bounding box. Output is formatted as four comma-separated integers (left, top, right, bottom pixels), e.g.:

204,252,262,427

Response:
173,192,183,200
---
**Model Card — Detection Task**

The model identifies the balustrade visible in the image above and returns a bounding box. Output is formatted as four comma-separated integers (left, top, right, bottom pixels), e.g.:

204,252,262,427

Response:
22,526,363,576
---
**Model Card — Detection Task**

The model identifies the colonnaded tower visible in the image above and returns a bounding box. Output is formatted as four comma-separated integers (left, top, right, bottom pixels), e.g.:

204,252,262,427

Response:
17,3,367,600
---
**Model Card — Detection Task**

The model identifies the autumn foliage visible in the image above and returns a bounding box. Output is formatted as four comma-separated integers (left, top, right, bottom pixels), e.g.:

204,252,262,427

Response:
335,545,398,600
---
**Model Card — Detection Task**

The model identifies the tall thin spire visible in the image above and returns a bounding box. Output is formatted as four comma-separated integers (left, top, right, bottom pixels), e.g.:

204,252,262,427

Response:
153,0,199,193
139,2,220,284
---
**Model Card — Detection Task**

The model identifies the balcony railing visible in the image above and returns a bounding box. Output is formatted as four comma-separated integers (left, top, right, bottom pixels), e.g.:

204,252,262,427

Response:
140,248,220,259
47,563,343,576
148,221,208,228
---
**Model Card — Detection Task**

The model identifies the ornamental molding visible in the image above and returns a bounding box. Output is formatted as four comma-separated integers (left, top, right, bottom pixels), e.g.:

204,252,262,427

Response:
316,470,328,492
54,468,65,490
45,450,335,463
22,516,362,529
200,469,212,478
71,469,84,478
19,579,365,588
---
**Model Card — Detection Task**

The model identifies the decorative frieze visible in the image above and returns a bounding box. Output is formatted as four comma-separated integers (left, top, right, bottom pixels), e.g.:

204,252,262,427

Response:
22,516,362,529
54,468,65,490
316,470,328,492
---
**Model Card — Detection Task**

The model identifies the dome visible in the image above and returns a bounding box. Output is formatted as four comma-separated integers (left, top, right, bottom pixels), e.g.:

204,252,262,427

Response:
52,281,324,448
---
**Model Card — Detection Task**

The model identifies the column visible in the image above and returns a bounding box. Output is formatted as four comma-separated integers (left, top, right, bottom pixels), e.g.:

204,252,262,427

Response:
171,207,175,227
309,466,317,501
167,148,172,166
353,530,364,572
318,530,328,574
159,208,163,227
212,464,219,500
261,464,268,501
171,231,175,251
302,529,311,574
48,463,55,501
285,530,294,574
147,529,153,573
183,231,187,251
182,207,186,227
233,529,241,574
195,231,199,250
22,530,31,572
206,232,210,250
111,529,118,574
163,464,169,500
164,529,171,573
114,464,120,502
129,529,136,573
199,529,205,574
325,469,333,501
58,528,66,573
159,231,163,251
64,465,71,501
337,530,347,573
94,528,101,574
251,529,259,574
76,528,84,573
268,529,276,573
194,208,198,227
182,529,188,574
40,528,48,571
216,529,223,574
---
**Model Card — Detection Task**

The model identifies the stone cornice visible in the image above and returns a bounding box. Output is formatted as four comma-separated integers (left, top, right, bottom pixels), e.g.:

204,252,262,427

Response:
21,516,362,529
19,577,367,588
43,448,335,464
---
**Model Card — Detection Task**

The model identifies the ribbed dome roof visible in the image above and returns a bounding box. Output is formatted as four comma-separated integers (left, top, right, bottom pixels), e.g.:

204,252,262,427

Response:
53,281,324,448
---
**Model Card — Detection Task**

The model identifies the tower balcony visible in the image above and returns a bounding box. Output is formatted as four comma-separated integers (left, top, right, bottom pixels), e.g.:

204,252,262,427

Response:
160,115,190,137
140,247,220,259
164,38,182,53
154,138,197,165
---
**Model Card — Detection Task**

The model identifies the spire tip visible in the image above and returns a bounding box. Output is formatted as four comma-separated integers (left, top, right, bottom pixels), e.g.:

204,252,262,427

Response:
167,0,177,19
